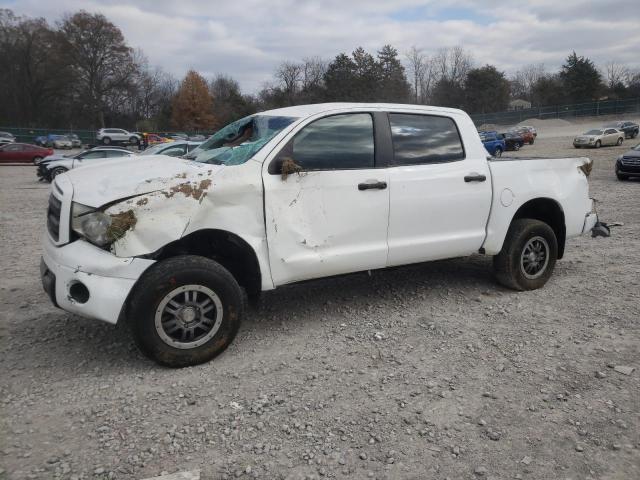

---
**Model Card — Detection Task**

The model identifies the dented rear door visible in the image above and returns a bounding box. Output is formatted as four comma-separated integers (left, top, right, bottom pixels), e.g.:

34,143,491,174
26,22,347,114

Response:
263,112,390,286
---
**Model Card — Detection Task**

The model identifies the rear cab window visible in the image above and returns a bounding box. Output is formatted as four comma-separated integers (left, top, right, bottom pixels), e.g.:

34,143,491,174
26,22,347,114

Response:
388,113,465,165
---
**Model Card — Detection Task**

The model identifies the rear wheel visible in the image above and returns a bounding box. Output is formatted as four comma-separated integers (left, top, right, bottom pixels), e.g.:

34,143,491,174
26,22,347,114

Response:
616,137,623,146
129,136,139,145
594,140,601,148
494,147,503,157
33,156,42,165
513,143,520,151
128,255,243,368
102,137,111,145
493,219,558,291
529,138,534,145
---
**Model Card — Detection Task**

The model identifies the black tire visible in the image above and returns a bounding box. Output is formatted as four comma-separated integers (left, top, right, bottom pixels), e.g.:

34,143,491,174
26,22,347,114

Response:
513,143,520,151
594,140,601,148
494,147,503,158
493,219,558,291
616,172,628,181
529,139,534,145
616,137,623,146
102,136,111,145
50,166,68,179
129,136,139,145
33,156,42,165
127,255,243,368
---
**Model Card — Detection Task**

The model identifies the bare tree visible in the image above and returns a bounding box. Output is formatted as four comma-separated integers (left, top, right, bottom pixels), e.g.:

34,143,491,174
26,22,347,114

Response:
605,61,629,89
405,46,427,103
275,61,303,104
511,63,546,100
433,46,473,85
301,56,327,91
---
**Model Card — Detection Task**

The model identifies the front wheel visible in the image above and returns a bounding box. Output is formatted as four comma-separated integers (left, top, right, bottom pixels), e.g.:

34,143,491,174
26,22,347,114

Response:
594,140,601,148
616,137,623,146
50,166,68,179
128,255,243,367
513,143,520,151
102,137,111,145
33,156,42,165
529,139,534,145
616,172,628,181
493,219,558,291
494,147,503,158
129,136,139,145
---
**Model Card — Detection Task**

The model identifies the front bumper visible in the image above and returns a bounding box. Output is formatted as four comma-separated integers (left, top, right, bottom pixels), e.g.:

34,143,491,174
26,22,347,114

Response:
41,236,155,324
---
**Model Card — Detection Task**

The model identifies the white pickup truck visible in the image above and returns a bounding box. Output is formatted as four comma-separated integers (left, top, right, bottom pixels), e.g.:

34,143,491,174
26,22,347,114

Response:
41,103,602,367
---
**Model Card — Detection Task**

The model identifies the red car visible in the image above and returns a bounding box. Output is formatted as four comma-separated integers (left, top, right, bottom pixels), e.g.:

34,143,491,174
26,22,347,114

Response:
0,143,54,164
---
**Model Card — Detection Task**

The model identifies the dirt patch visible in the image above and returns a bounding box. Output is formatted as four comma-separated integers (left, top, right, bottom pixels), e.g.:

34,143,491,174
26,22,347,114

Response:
107,209,137,241
281,157,303,180
136,197,149,207
163,179,212,201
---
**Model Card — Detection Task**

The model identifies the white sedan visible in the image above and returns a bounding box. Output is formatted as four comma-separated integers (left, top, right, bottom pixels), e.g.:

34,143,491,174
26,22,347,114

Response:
573,128,624,148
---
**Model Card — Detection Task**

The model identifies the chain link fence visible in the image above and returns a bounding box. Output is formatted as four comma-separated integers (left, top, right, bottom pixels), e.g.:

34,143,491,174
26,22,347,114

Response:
471,97,640,127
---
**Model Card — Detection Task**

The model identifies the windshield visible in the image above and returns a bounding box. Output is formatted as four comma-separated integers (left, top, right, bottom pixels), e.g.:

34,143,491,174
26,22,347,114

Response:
585,130,602,135
141,143,174,156
184,115,297,165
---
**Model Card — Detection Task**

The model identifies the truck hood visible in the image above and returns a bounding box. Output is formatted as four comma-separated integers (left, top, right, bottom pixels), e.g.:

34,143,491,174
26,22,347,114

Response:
64,156,223,207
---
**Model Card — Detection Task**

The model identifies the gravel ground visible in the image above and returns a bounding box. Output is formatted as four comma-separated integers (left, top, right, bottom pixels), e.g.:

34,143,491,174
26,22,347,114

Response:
1,133,639,480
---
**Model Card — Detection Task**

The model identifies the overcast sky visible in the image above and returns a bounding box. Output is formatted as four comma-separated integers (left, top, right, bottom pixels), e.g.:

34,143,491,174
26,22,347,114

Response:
3,0,639,92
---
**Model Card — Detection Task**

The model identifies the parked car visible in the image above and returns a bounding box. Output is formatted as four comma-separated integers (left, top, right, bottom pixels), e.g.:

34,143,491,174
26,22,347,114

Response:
34,134,73,149
96,128,140,146
0,131,16,145
68,133,82,148
140,141,202,157
604,121,639,139
145,133,170,145
498,132,525,151
509,126,535,144
188,134,207,142
574,128,624,148
479,131,506,157
40,103,604,367
615,143,640,180
0,143,53,164
40,147,135,181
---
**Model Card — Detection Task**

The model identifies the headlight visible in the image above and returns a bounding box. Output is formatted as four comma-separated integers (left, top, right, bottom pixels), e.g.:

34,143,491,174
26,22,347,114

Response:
71,202,113,246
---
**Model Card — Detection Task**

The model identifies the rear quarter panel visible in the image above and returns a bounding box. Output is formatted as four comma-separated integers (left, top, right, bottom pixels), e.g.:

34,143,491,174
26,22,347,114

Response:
483,157,592,255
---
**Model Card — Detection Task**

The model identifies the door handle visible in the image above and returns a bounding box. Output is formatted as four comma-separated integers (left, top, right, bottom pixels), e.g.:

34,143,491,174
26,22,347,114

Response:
358,181,387,191
464,173,487,182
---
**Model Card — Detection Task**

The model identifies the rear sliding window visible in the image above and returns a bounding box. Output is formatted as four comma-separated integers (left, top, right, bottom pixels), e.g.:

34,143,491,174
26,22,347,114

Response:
389,114,465,165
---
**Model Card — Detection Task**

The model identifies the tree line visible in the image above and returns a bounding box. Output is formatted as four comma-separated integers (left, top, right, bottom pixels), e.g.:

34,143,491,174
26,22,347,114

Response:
1,8,639,132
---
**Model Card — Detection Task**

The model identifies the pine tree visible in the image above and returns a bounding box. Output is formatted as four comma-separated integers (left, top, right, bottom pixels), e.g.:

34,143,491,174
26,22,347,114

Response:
171,70,216,131
560,52,604,103
376,45,411,102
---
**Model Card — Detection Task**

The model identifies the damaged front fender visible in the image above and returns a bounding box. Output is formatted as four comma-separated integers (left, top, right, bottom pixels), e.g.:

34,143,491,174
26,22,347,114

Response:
105,175,216,257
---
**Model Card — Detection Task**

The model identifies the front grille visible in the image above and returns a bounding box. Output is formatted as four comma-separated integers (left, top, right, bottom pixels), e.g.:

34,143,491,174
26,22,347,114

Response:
621,157,640,166
47,194,62,241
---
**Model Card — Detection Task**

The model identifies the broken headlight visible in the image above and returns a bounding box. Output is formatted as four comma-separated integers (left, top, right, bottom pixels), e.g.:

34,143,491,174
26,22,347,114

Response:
71,202,113,246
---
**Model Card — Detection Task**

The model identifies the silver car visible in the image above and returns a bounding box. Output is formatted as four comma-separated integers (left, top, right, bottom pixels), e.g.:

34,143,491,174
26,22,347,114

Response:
0,131,16,145
96,128,140,146
573,128,624,148
52,135,73,149
140,141,202,157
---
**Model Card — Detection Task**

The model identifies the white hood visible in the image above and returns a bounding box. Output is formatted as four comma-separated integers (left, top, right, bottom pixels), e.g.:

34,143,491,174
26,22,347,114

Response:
64,156,224,207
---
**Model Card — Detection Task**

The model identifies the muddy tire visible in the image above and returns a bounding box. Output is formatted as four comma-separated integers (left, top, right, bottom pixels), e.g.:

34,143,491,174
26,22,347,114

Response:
128,255,243,368
493,219,558,291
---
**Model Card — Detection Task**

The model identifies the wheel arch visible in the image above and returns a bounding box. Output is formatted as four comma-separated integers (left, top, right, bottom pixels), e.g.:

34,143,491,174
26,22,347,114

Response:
510,197,566,259
143,228,262,298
